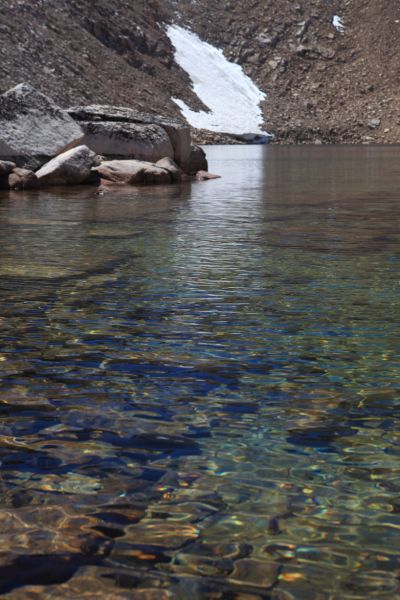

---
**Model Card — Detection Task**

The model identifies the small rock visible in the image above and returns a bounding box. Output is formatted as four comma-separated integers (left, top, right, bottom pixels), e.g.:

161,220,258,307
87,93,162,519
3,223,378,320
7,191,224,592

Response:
195,171,221,181
362,136,374,143
0,160,16,176
368,118,381,129
121,520,199,550
229,559,279,588
156,157,182,182
8,168,39,190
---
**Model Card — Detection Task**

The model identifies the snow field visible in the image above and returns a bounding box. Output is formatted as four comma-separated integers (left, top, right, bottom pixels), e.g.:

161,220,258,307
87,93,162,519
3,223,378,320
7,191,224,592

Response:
167,25,268,135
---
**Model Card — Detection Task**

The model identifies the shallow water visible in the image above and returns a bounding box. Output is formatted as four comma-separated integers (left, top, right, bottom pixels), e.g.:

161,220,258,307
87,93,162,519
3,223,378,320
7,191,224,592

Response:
0,145,399,599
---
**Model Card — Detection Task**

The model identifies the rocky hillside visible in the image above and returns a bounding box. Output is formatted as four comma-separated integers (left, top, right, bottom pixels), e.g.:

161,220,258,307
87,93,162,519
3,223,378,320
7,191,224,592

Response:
1,0,400,143
0,0,201,117
174,0,400,144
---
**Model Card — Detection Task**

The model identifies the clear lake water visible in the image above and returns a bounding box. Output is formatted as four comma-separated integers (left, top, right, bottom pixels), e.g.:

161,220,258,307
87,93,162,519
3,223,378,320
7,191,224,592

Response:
0,145,399,599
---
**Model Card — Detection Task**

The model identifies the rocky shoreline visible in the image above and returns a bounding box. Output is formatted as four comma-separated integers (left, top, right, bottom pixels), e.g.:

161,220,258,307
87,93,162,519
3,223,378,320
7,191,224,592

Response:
0,83,212,192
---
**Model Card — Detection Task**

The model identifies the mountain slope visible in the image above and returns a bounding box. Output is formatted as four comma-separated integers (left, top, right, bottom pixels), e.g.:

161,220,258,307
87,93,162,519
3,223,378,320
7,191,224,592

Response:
0,0,200,117
1,0,400,143
173,0,400,143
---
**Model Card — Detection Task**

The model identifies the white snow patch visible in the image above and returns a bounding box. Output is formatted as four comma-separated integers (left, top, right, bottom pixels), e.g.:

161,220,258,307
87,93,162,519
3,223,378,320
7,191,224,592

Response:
332,15,345,33
166,25,268,136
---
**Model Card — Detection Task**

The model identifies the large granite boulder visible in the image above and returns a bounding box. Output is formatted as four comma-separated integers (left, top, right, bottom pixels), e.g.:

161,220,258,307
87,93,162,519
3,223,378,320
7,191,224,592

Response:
0,84,83,168
36,145,100,186
95,159,172,185
78,121,174,163
68,105,191,173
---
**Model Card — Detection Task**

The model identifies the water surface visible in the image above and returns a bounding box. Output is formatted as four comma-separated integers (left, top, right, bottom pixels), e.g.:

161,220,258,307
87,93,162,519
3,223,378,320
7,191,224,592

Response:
0,145,399,599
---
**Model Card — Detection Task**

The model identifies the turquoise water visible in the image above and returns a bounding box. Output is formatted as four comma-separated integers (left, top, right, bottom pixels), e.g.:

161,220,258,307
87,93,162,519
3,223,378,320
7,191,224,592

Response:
0,145,399,598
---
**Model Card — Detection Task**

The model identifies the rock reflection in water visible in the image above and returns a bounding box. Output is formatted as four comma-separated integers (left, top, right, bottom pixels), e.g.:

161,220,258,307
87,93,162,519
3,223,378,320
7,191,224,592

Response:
0,145,400,598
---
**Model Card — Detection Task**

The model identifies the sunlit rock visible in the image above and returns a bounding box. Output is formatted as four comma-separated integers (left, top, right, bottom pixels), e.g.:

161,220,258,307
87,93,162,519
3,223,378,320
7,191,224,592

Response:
79,121,174,163
0,83,83,168
36,145,100,186
68,104,191,172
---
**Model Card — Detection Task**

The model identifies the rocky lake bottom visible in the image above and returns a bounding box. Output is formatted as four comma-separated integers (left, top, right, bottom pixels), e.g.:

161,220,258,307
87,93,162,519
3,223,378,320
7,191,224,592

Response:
0,145,399,598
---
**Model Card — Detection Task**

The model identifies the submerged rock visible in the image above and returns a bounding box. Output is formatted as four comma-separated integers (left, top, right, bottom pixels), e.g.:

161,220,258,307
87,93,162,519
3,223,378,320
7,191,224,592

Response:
229,558,279,588
8,168,39,190
35,145,100,186
79,121,174,163
95,159,172,185
69,104,191,172
0,83,83,167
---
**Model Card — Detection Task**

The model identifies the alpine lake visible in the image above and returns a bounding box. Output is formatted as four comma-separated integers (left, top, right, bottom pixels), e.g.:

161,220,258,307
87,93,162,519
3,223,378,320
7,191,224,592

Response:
0,145,399,599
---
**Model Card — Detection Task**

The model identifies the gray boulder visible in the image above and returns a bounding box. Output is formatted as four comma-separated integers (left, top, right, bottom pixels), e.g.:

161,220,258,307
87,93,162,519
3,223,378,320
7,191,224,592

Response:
79,121,174,163
69,105,191,173
188,145,208,175
9,168,39,190
0,83,83,167
36,145,100,186
95,159,172,185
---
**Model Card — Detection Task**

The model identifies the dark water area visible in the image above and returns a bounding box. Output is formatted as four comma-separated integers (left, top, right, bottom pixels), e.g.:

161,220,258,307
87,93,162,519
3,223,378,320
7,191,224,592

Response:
0,145,399,599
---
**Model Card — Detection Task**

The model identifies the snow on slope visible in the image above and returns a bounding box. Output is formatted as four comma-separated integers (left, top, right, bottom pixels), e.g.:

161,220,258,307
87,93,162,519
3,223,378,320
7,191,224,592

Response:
167,25,267,135
332,15,345,33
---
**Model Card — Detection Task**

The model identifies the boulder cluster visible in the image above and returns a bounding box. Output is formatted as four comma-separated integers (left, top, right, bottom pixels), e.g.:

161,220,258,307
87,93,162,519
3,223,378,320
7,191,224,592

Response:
0,83,209,191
